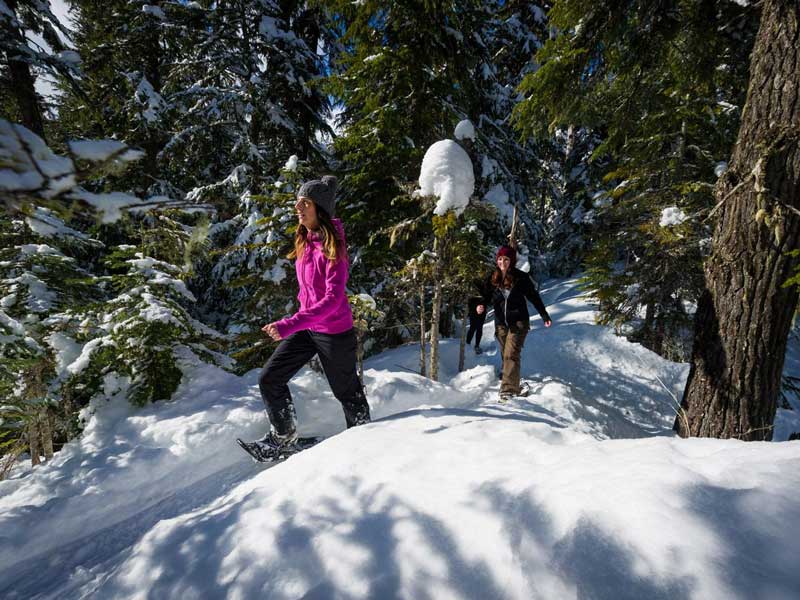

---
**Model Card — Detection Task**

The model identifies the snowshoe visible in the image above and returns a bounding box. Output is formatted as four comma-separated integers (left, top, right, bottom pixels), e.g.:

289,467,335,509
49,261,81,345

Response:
237,435,321,463
473,345,483,355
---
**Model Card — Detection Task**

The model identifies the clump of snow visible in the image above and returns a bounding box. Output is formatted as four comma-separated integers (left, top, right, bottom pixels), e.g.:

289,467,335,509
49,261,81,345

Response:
0,119,75,198
126,255,196,302
481,155,498,178
56,50,81,65
418,140,475,217
355,293,377,310
259,15,296,42
483,182,515,223
592,191,612,208
46,332,84,379
659,206,688,227
72,190,143,224
625,283,641,299
714,161,728,178
283,155,299,172
134,78,167,124
68,140,143,163
262,260,288,284
454,119,476,141
142,5,166,19
18,244,65,257
25,207,88,240
66,336,110,375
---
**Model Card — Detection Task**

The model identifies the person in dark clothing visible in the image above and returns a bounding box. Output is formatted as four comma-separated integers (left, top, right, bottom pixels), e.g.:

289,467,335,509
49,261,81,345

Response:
478,245,552,400
466,278,491,353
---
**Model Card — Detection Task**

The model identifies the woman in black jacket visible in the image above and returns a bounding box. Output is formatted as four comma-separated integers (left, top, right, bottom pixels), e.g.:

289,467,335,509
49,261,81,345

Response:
477,245,552,400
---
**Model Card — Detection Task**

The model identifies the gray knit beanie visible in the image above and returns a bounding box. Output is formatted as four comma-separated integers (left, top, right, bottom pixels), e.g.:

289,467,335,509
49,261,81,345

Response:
297,175,338,217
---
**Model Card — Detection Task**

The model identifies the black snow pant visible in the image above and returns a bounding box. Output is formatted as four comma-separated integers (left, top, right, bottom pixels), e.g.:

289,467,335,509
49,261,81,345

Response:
259,328,370,435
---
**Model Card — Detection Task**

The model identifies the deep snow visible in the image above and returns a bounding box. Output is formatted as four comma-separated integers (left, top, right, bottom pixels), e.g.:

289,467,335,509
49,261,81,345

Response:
1,277,799,600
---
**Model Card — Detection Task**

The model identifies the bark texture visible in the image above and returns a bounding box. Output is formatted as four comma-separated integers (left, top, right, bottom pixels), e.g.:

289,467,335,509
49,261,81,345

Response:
676,0,800,440
4,0,46,138
429,236,442,381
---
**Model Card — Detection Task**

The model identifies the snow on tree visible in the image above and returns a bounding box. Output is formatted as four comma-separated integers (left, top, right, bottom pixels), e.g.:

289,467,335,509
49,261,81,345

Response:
0,0,81,138
513,0,758,359
418,139,475,217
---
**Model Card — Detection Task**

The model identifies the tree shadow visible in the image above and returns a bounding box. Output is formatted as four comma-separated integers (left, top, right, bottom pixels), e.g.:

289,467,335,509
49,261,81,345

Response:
0,460,255,599
476,481,696,600
374,406,567,432
11,464,798,600
682,482,800,598
521,323,685,438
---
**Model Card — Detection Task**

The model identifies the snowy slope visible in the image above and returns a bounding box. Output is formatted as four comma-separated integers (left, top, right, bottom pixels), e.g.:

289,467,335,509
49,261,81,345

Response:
1,278,799,600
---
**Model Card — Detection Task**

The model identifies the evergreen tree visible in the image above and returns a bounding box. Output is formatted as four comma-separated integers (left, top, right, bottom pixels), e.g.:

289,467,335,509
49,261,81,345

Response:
468,1,554,273
0,119,226,470
320,0,487,350
202,157,312,371
163,0,330,207
676,0,800,441
0,0,80,138
513,0,758,358
56,0,189,197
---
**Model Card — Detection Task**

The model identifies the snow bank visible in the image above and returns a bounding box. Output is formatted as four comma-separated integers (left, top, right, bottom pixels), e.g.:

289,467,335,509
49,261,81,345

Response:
418,139,475,217
1,278,798,600
83,418,800,600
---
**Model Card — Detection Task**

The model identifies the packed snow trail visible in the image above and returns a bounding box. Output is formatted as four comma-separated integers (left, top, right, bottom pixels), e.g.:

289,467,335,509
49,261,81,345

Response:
1,278,799,599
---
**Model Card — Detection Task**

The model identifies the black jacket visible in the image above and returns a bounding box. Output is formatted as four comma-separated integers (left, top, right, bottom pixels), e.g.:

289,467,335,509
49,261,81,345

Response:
481,268,550,329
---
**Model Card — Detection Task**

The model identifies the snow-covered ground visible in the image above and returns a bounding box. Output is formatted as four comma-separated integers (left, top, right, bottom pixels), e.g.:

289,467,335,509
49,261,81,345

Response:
1,278,799,600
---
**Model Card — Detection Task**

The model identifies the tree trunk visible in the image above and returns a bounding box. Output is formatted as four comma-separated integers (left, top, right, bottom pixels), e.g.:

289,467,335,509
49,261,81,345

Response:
5,0,47,139
458,306,468,373
429,238,442,381
419,286,427,376
40,409,54,460
676,0,800,441
440,299,453,338
28,420,41,466
508,204,519,249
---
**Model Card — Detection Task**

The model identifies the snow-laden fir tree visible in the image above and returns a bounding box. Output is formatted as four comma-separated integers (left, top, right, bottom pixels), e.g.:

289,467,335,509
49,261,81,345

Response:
0,120,226,471
320,0,488,351
0,0,80,139
513,0,758,359
56,0,182,197
465,1,555,275
162,0,331,208
199,156,314,372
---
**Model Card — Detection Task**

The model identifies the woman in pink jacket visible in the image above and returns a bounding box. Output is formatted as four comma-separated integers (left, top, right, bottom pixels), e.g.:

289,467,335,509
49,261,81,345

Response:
250,176,370,454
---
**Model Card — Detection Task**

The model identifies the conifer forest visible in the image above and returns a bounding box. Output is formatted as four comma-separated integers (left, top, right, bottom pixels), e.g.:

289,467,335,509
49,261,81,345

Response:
1,2,800,598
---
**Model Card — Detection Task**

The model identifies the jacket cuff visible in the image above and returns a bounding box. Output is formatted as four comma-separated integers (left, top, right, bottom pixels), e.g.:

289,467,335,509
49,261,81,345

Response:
274,319,296,339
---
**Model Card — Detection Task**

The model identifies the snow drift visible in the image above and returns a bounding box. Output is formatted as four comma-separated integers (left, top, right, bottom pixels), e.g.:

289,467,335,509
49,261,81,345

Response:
1,278,798,600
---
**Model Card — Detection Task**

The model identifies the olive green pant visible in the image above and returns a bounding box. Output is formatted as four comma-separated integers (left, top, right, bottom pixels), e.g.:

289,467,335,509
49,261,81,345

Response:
495,323,529,395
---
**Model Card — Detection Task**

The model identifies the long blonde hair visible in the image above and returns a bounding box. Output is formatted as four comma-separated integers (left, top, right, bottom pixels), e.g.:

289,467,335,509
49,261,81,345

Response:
288,208,343,262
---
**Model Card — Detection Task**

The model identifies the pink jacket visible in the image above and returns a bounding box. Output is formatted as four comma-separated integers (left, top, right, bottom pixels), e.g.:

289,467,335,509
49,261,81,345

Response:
274,218,354,338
